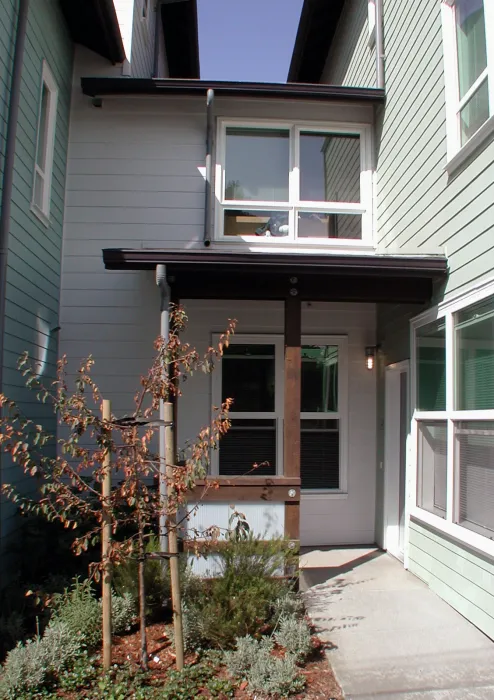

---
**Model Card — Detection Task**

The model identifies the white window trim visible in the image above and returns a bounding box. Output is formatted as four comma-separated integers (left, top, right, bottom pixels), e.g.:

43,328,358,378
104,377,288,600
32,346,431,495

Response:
214,118,374,249
410,274,494,558
441,0,494,174
210,333,349,494
30,60,58,225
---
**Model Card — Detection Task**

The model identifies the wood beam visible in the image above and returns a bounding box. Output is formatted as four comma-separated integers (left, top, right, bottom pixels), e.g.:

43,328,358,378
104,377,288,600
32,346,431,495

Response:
284,295,301,539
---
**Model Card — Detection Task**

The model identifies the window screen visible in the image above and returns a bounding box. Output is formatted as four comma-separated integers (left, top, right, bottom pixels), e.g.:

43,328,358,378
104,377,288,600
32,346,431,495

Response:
417,420,447,518
219,419,277,477
456,421,494,537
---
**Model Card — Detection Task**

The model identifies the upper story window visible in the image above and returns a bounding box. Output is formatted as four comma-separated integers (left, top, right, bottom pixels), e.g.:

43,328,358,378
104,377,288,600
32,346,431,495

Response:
214,120,374,246
442,0,494,165
31,60,58,224
142,0,149,19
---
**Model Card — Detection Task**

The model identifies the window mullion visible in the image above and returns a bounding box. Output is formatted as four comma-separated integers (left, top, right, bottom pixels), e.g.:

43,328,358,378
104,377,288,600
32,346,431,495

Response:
457,68,489,110
445,313,455,522
290,125,299,242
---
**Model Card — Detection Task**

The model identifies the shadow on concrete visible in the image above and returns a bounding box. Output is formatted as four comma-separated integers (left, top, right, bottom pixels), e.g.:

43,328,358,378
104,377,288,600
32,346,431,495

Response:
299,546,384,590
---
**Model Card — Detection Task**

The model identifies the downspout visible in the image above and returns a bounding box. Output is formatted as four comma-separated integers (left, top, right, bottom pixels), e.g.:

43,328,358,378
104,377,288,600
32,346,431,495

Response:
203,89,214,247
375,0,385,89
156,264,170,554
0,0,29,395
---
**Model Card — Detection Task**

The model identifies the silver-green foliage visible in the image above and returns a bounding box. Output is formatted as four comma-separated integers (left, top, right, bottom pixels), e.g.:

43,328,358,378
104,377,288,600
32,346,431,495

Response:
181,601,205,652
274,615,313,662
225,635,305,697
0,621,81,699
272,591,305,620
108,592,136,636
50,578,101,649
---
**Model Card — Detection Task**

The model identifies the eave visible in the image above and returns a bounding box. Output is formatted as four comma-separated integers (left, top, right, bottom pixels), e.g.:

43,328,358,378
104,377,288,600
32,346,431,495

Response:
288,0,346,83
102,249,448,305
160,0,200,78
81,77,385,103
59,0,125,65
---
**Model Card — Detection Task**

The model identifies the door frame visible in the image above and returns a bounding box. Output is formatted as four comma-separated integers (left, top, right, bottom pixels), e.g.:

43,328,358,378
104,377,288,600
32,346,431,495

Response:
384,359,409,561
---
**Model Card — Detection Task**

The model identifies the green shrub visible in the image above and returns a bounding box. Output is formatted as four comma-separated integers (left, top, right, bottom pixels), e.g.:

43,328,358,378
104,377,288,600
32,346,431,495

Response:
50,578,101,649
162,662,235,700
182,535,297,649
0,621,81,699
104,592,136,636
274,615,313,662
225,635,305,697
57,650,98,692
272,591,305,620
113,536,171,621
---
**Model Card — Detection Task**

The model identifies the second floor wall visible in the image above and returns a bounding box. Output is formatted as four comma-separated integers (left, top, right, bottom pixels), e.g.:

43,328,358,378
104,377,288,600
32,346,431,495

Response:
321,0,494,303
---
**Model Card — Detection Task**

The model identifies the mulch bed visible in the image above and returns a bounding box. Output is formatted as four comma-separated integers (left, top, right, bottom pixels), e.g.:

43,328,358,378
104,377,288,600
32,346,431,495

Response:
110,622,343,699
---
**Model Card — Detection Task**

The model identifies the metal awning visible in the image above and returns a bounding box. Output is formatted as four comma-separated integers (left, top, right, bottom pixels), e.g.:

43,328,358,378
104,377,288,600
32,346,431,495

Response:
102,249,448,304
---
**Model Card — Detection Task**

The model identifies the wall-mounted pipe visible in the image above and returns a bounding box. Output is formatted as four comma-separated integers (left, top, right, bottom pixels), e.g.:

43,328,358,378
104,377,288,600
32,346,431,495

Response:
203,88,214,247
156,263,170,554
375,0,385,90
0,0,30,396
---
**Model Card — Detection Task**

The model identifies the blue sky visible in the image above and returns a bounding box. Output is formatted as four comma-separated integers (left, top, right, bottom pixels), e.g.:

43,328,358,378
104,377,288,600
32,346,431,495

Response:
197,0,304,83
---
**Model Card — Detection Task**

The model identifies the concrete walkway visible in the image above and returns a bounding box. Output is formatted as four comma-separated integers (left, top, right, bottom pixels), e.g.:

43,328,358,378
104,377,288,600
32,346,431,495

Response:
300,547,494,699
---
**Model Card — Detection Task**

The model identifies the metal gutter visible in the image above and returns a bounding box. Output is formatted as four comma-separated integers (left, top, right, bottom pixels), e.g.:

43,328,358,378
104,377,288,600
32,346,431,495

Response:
81,77,386,103
102,249,448,278
0,0,30,394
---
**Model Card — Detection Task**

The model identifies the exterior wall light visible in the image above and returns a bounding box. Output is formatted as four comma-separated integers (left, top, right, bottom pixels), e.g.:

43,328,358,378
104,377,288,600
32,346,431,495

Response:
365,345,376,370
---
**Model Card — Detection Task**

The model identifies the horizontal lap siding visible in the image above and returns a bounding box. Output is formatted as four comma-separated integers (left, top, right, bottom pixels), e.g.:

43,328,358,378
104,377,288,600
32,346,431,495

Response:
322,0,375,88
0,0,73,583
409,520,494,640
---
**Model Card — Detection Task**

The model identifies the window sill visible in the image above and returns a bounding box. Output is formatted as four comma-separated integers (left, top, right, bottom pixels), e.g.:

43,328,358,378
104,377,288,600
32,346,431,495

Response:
445,115,494,177
30,203,50,228
213,238,376,254
410,507,494,560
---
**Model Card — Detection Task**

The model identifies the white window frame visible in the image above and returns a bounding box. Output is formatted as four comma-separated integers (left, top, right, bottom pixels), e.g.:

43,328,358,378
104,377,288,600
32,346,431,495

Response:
410,275,494,559
441,0,494,173
210,333,349,494
214,119,374,249
31,60,58,225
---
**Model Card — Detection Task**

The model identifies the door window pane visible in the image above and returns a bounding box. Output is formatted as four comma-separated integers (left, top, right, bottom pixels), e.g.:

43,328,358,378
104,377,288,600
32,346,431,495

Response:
417,420,447,518
301,345,338,412
297,212,362,239
455,0,487,99
222,344,275,412
460,77,489,145
301,419,339,489
225,127,289,202
456,421,494,537
456,296,494,410
224,209,289,237
299,132,360,203
416,320,446,411
219,418,276,476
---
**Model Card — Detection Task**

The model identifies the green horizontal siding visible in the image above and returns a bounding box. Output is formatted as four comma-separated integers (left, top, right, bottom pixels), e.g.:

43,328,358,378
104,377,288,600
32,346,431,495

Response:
0,0,73,586
409,520,494,641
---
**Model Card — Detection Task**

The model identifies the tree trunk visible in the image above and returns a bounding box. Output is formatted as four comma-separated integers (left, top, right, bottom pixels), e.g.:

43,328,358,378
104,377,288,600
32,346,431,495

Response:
138,521,148,670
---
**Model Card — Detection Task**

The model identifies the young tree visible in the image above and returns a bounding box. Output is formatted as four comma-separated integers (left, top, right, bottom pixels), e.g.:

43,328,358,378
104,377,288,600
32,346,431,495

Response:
0,306,236,669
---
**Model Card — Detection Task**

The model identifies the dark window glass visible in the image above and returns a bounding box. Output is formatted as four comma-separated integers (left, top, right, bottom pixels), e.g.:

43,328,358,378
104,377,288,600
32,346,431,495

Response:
416,320,446,411
301,419,339,489
222,344,275,412
301,346,338,413
299,132,360,203
456,296,494,410
219,419,276,476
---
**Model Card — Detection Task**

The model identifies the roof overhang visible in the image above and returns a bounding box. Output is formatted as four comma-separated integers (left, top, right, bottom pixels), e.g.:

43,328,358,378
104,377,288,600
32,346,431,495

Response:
59,0,125,64
160,0,200,78
102,249,448,304
288,0,346,83
81,77,385,103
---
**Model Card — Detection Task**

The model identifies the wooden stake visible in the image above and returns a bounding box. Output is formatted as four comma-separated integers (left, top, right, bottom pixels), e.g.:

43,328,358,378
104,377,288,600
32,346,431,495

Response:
165,400,184,670
101,399,112,671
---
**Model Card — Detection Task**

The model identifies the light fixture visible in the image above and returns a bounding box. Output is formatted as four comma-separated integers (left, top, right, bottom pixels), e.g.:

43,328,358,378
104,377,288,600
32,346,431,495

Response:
365,346,376,370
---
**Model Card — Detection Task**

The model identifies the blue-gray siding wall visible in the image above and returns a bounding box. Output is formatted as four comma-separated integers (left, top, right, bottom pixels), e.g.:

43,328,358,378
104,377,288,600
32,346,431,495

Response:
0,0,73,584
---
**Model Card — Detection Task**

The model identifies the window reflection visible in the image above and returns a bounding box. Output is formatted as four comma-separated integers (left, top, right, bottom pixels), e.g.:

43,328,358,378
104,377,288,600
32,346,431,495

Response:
299,132,360,203
301,346,338,412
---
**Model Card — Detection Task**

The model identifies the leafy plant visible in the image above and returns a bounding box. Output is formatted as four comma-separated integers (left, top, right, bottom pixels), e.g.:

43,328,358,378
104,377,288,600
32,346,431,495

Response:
274,615,313,662
57,650,98,691
183,534,297,649
113,535,170,621
225,635,305,697
162,662,235,699
109,592,136,635
50,578,101,649
0,621,81,699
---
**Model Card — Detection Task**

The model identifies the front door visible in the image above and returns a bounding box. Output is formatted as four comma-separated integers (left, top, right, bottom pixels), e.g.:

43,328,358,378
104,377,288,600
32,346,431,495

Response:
384,361,409,560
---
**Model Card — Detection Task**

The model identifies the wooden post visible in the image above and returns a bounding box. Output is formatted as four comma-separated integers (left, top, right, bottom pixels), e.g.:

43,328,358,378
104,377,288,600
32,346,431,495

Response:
165,401,184,670
101,399,112,670
284,296,301,541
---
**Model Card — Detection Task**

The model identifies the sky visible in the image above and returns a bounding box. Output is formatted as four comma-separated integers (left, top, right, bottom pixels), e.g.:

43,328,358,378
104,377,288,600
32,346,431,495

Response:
197,0,304,83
